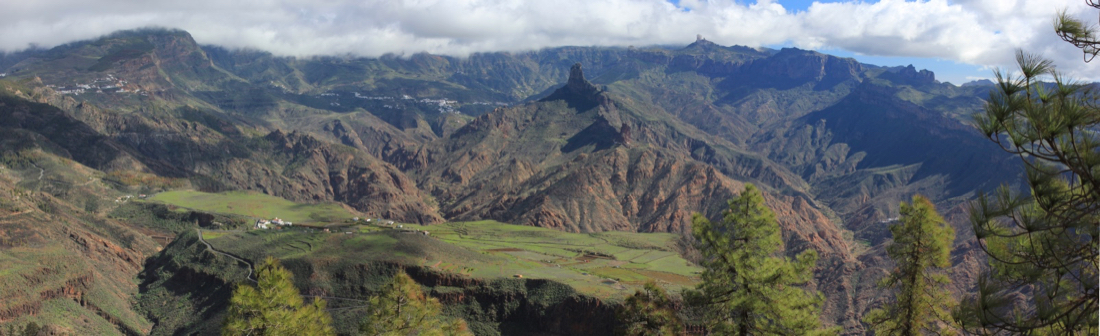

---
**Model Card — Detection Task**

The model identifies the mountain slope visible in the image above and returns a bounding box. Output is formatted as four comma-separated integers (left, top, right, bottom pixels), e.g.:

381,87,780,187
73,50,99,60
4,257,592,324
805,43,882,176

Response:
0,29,1031,334
0,133,159,334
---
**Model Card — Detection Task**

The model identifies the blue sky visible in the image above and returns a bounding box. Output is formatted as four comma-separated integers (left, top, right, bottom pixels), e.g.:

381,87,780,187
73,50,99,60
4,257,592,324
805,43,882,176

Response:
1,0,1096,83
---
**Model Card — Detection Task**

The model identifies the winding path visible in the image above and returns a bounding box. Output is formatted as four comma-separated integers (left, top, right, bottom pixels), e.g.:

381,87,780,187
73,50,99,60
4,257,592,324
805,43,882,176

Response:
196,228,256,283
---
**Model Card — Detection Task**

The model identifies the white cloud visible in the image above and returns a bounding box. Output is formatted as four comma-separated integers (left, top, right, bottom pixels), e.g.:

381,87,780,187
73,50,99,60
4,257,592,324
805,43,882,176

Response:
794,0,1097,78
0,0,1096,79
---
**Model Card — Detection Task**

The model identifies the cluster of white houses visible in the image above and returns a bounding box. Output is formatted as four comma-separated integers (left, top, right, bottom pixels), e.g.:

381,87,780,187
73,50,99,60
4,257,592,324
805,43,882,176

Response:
47,74,147,96
255,217,292,229
349,92,507,114
254,216,429,235
354,217,396,225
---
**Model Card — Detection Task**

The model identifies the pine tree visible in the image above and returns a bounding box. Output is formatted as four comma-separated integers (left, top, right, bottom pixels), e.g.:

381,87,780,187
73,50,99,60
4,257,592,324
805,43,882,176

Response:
688,184,835,335
863,195,956,335
616,280,683,336
958,50,1099,334
1055,1,1099,62
359,271,472,336
223,257,335,336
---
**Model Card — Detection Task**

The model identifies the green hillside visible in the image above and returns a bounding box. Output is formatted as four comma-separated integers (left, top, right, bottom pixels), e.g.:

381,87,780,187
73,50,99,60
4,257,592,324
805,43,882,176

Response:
0,27,1035,334
147,190,359,224
203,219,699,300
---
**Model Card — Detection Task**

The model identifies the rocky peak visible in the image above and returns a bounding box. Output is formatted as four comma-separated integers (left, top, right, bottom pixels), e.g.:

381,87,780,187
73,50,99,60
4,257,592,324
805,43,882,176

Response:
619,123,632,146
539,63,601,111
684,36,719,49
899,64,936,84
566,63,598,95
264,129,323,152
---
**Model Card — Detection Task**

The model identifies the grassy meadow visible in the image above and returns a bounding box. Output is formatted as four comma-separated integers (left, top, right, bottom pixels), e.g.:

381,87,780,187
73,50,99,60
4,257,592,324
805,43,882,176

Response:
148,190,701,298
147,190,358,223
203,218,701,299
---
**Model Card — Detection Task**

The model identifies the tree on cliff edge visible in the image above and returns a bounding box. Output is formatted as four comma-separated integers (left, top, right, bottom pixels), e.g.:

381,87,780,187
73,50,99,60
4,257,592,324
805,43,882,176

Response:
687,184,835,335
359,271,472,336
863,195,957,335
223,257,334,336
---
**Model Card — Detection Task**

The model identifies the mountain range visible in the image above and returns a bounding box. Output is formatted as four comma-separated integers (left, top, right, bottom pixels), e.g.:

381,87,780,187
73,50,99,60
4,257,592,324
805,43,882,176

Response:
0,28,1024,334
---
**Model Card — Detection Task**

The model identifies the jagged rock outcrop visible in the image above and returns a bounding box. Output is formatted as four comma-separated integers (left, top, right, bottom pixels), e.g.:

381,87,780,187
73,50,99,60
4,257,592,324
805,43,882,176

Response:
324,119,367,149
881,64,937,86
565,63,599,95
618,122,632,146
218,130,444,223
539,63,601,111
899,64,935,83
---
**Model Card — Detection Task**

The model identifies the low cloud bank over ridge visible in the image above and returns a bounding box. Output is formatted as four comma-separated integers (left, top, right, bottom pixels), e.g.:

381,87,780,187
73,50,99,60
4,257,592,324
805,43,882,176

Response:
1,0,1096,79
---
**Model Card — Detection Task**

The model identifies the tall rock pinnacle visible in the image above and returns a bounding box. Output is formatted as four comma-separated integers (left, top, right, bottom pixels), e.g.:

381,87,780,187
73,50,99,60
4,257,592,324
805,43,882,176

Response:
539,63,600,111
566,63,598,94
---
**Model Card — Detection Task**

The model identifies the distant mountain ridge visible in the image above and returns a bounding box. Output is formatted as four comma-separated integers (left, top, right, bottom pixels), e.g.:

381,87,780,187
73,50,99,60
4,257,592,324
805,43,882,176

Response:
0,28,1026,333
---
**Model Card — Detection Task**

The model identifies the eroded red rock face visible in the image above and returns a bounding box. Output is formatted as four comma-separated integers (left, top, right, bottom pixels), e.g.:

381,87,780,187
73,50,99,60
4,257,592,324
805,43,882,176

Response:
0,174,157,333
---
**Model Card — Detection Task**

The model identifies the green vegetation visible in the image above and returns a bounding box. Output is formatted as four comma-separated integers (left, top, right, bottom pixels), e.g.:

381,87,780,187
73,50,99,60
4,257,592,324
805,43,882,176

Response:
615,280,682,336
223,257,334,336
148,190,358,223
1055,1,1100,62
863,195,956,335
88,38,155,72
153,227,621,335
3,26,1055,335
134,230,247,336
204,219,700,299
688,184,833,335
390,220,701,295
20,322,39,336
960,51,1099,334
360,271,473,336
108,202,252,234
0,227,153,335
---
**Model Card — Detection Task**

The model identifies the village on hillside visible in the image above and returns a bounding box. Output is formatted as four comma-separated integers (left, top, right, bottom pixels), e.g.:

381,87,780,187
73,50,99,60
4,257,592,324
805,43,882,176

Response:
47,73,149,96
252,215,432,236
